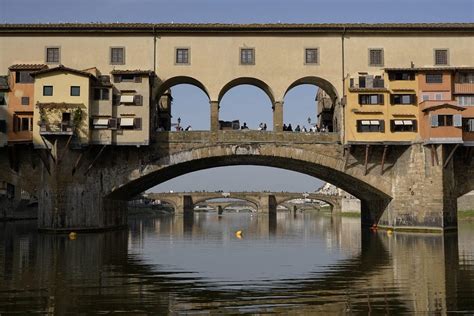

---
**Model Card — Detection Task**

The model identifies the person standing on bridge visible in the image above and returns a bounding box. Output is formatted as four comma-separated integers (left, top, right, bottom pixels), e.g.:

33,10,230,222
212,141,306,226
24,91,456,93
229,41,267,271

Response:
295,125,301,132
241,122,249,130
283,124,287,131
287,124,293,132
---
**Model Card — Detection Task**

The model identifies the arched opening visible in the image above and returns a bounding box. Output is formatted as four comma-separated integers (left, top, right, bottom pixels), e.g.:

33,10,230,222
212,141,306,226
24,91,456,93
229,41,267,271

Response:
218,78,275,131
195,198,258,213
155,76,210,131
283,77,339,133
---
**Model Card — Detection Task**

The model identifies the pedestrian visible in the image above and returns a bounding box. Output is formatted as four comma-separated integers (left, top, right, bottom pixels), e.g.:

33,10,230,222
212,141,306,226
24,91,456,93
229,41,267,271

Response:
301,126,307,132
283,124,287,131
295,125,301,132
287,124,293,132
241,122,249,129
263,123,267,131
258,122,264,130
185,125,192,131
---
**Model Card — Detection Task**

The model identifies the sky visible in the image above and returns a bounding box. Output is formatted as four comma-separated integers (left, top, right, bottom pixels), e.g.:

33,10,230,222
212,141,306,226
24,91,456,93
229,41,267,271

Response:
1,0,472,193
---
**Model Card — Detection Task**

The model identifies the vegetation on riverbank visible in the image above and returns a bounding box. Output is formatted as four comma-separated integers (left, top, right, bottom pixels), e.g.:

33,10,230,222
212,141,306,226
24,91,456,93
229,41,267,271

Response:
459,210,474,220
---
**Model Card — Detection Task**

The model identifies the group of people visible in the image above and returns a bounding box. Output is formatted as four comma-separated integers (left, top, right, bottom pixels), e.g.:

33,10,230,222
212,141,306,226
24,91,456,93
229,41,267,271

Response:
283,123,328,132
240,122,268,130
175,125,192,131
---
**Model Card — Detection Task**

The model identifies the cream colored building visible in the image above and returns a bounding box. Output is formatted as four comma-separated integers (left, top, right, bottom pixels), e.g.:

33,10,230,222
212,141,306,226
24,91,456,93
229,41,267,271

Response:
0,23,473,142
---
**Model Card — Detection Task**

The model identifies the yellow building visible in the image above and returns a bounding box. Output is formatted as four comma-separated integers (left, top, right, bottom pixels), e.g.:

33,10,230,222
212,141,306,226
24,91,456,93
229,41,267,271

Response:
344,70,419,144
31,66,93,148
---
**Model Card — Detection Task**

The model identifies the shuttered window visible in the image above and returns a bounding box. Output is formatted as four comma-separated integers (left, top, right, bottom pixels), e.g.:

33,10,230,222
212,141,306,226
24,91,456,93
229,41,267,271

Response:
391,94,416,105
110,47,125,65
0,120,6,133
434,49,448,65
369,49,384,66
465,119,474,132
240,48,255,65
359,94,384,105
426,74,443,84
391,120,417,132
305,48,318,64
357,120,385,132
176,48,189,64
46,47,60,63
15,71,34,83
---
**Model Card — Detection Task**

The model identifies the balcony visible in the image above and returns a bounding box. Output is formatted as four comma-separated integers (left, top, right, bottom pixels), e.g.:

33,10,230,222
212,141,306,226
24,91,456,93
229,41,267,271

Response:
454,83,474,94
39,121,74,135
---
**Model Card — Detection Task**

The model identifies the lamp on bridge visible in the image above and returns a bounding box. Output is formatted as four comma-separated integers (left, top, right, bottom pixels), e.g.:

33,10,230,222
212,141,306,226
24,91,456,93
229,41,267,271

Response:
177,117,181,130
307,117,311,125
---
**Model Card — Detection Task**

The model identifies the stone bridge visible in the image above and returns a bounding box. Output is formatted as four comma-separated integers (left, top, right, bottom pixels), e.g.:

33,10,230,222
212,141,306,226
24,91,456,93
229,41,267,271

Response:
1,130,473,233
147,191,341,214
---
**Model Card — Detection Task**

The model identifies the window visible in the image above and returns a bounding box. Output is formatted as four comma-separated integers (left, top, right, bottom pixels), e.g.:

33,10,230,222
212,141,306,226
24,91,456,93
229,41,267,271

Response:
431,114,461,127
426,74,443,84
43,86,53,96
357,120,385,132
434,49,448,66
391,120,417,132
435,93,443,100
0,120,6,133
21,97,29,105
391,94,416,105
46,47,60,63
457,95,474,106
0,93,5,106
240,48,255,65
359,94,384,105
15,71,34,83
389,72,415,81
422,94,430,101
175,48,189,64
368,49,384,66
70,86,80,96
457,73,474,84
305,48,318,64
118,117,141,129
94,88,110,100
110,47,125,65
464,118,474,132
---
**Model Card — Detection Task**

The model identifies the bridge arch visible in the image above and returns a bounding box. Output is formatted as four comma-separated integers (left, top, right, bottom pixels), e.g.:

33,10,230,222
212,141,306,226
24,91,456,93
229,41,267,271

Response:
276,195,339,212
218,77,275,104
156,76,211,101
193,196,261,210
106,144,392,214
283,76,339,102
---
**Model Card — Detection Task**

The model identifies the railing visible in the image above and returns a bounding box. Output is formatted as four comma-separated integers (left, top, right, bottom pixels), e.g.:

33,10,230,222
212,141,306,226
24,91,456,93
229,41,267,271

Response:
39,121,74,135
154,130,340,144
454,83,474,94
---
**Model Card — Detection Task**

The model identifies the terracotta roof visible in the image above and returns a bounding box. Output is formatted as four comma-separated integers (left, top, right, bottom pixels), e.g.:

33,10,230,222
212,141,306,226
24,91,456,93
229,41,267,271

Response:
110,69,154,75
31,65,96,78
385,67,474,72
421,101,465,112
9,64,48,70
0,23,472,33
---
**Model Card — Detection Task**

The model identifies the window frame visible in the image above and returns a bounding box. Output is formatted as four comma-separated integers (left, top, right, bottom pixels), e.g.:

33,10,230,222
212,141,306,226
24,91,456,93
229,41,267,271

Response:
240,47,255,65
94,88,110,101
43,85,53,96
21,96,29,106
175,47,190,65
70,86,81,97
426,73,443,84
434,48,449,66
110,47,125,65
368,48,384,67
45,46,61,64
304,48,319,65
356,120,385,133
15,71,34,84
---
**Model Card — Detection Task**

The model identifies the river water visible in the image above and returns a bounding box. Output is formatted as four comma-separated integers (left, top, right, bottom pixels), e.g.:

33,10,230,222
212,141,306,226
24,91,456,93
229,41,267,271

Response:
0,211,473,314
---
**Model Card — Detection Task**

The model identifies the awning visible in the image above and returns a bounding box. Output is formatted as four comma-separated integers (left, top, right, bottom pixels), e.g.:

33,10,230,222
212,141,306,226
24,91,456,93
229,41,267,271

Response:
93,118,109,126
120,118,135,127
120,95,135,103
361,120,371,125
394,120,404,125
403,120,413,125
370,120,380,125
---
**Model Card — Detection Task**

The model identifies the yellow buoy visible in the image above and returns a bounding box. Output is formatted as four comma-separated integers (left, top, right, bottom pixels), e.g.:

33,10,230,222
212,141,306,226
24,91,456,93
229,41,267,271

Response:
387,229,393,235
69,232,77,240
235,230,243,239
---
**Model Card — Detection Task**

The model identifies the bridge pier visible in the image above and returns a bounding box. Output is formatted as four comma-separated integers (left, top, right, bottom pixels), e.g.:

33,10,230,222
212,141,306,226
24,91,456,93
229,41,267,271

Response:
273,101,284,132
210,101,220,132
364,144,458,232
258,195,277,214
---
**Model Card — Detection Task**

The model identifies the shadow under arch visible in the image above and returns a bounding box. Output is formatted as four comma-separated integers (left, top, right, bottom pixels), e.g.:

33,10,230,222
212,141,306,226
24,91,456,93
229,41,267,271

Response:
156,76,211,100
107,149,392,216
218,77,275,104
278,197,336,211
284,76,339,102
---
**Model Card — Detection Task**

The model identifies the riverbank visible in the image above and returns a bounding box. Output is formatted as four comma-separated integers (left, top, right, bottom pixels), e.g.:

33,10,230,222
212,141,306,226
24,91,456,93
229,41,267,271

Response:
459,210,474,221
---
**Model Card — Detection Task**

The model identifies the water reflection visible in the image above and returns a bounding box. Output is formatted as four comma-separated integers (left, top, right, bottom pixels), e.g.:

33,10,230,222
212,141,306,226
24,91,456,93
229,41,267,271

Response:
1,213,474,314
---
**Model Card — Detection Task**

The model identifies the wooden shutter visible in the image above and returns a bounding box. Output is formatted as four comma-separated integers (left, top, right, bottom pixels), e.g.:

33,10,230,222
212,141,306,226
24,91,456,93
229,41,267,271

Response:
0,120,6,133
134,76,142,83
413,120,418,132
109,118,117,129
380,120,385,132
390,95,395,105
134,118,142,130
410,94,417,104
453,114,463,127
431,114,439,127
388,73,395,81
133,95,143,106
378,94,384,105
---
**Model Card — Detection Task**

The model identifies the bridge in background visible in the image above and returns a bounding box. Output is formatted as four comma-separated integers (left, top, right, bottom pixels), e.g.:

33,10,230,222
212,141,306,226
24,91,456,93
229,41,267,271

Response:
147,191,341,214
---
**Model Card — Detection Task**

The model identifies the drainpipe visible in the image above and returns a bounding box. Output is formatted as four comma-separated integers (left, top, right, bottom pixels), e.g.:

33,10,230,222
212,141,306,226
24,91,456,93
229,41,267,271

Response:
341,26,346,145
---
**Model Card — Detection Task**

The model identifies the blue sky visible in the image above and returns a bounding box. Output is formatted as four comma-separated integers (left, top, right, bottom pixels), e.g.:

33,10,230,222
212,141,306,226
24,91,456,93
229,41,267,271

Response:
2,0,472,193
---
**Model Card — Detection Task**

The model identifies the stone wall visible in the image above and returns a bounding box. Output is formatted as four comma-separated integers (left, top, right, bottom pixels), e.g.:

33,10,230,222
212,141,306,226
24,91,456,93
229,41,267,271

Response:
458,191,474,211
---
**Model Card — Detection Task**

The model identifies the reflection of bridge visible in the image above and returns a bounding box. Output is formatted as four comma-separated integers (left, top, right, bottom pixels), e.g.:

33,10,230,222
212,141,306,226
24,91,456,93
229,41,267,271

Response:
147,191,341,214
